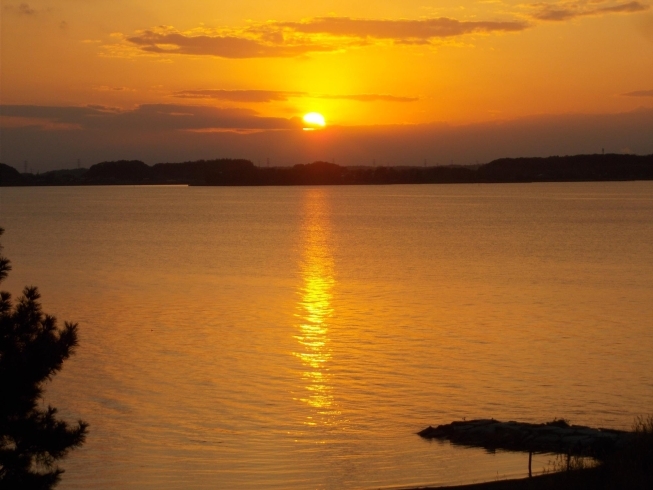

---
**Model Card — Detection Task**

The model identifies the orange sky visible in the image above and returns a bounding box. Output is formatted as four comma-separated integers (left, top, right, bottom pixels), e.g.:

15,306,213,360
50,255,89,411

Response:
1,1,652,168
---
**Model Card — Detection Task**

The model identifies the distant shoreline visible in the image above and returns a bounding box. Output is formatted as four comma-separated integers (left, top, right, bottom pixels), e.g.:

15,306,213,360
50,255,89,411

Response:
2,154,653,187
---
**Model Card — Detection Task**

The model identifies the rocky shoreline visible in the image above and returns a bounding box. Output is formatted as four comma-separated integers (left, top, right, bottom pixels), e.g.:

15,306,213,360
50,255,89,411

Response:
418,419,630,460
402,417,652,489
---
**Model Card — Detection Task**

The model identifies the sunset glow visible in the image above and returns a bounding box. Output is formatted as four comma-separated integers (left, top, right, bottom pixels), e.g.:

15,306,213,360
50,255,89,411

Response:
293,189,337,420
2,1,653,489
303,112,326,130
0,1,651,167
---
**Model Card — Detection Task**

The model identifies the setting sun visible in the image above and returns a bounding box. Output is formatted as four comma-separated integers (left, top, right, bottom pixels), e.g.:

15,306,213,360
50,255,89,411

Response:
303,112,326,129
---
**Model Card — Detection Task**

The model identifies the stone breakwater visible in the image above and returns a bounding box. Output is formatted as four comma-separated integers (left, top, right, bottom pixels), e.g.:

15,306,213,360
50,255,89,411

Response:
418,419,632,460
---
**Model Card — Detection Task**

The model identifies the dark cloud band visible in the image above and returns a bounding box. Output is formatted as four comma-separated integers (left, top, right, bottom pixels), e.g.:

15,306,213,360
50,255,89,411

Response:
0,104,300,131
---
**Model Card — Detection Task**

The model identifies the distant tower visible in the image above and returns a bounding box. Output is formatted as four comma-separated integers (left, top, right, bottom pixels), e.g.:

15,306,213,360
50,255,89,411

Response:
24,160,28,173
602,148,605,155
77,159,81,168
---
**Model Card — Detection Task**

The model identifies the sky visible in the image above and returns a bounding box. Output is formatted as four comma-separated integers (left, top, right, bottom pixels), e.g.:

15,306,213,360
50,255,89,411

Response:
1,0,652,170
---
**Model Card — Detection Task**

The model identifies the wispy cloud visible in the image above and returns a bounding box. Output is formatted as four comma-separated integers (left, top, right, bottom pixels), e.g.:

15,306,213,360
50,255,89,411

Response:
622,89,653,97
18,2,36,15
94,85,136,92
0,116,81,131
531,1,649,22
172,90,304,102
3,2,38,15
272,17,529,40
125,26,333,58
118,16,528,59
315,94,419,102
171,89,419,103
0,104,302,131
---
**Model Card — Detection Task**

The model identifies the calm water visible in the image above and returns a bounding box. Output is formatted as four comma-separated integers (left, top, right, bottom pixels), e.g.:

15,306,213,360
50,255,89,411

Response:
1,183,653,489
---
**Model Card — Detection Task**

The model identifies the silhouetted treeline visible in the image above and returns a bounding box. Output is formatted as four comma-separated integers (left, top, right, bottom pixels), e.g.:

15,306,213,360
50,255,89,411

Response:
0,164,22,185
476,154,653,182
0,164,86,186
2,154,653,186
243,161,478,185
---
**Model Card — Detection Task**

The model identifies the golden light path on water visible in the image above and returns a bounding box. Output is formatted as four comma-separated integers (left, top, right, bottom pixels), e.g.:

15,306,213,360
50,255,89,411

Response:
293,189,340,426
4,184,653,489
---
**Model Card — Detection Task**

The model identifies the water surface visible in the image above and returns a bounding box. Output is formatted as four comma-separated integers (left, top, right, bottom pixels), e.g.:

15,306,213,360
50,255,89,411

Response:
1,182,652,489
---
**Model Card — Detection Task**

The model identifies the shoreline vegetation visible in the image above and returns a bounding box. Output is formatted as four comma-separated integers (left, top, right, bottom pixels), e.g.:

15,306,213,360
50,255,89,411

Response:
0,228,88,487
402,416,653,490
2,153,653,187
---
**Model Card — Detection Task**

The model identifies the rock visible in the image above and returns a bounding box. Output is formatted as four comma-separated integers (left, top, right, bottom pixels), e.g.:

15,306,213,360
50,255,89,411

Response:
418,419,632,460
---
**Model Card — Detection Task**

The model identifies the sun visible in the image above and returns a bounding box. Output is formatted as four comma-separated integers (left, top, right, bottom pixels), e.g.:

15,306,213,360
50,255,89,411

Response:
303,112,326,130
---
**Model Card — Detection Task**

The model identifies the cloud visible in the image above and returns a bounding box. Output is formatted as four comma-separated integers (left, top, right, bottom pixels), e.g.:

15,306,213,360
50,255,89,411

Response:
0,104,301,131
125,27,333,58
172,90,304,102
94,86,136,92
171,89,419,103
622,89,653,96
273,17,529,41
0,116,81,131
2,108,653,170
315,94,419,102
1,105,105,121
18,3,36,15
532,1,649,22
119,16,529,59
3,2,37,15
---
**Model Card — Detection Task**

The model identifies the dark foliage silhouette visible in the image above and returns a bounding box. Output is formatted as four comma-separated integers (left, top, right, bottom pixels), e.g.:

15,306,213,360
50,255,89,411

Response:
0,164,22,186
3,153,653,186
0,228,88,489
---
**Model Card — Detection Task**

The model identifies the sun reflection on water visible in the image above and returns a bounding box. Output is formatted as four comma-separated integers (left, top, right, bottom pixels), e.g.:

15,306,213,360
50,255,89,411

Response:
293,189,340,425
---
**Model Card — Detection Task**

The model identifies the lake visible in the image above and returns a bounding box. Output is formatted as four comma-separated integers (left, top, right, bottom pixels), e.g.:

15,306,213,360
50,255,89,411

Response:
1,182,652,489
